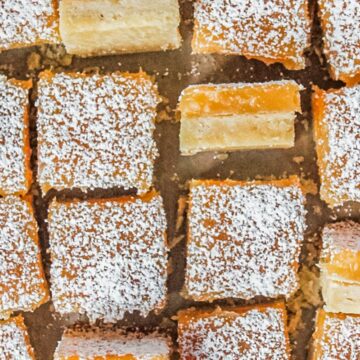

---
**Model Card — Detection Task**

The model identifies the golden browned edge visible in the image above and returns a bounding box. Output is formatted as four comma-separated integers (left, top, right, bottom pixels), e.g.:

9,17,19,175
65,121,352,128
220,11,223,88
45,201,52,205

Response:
177,301,291,357
47,189,169,315
57,327,173,360
38,69,159,85
310,309,360,359
0,196,49,319
23,195,50,311
191,0,312,71
0,315,36,359
0,0,60,53
177,81,302,118
312,86,340,208
74,43,182,59
50,189,159,206
0,79,33,197
189,176,303,191
182,176,305,302
317,1,360,86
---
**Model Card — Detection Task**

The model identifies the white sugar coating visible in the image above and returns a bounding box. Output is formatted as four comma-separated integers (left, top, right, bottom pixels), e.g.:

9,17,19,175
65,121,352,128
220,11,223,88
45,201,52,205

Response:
318,0,360,79
185,181,306,301
322,221,360,258
0,0,58,50
0,196,47,319
55,329,170,360
48,194,168,323
0,75,29,195
320,86,360,205
319,313,360,359
193,0,310,68
0,320,32,360
179,307,288,359
36,72,161,194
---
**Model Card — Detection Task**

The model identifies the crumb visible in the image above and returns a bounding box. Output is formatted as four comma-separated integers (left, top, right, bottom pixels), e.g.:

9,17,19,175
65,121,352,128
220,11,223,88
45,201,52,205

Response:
158,109,173,122
287,265,322,337
81,66,101,75
301,119,309,131
293,156,305,164
27,52,41,71
0,64,15,76
301,178,318,195
305,242,320,267
39,44,73,69
168,235,185,250
170,172,180,183
213,153,229,161
175,196,187,233
313,205,322,216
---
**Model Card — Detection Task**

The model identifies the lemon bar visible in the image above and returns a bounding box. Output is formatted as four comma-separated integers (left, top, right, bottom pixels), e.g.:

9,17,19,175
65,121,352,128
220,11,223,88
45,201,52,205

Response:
59,0,181,57
0,196,49,319
313,85,360,207
0,75,32,196
178,81,302,155
192,0,311,70
184,177,306,302
312,309,360,359
0,0,59,52
178,302,290,359
48,192,168,323
318,0,360,85
319,221,360,314
36,71,161,194
0,316,35,359
54,328,171,360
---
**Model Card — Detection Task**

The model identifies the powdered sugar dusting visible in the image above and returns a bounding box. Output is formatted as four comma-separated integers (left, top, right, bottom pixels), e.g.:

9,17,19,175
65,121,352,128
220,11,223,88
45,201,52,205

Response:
0,318,33,360
0,0,58,51
193,0,310,69
318,86,360,206
48,194,168,323
0,196,48,319
0,75,29,195
318,0,360,80
179,306,289,359
319,313,360,359
36,72,161,194
55,329,170,360
322,221,360,257
185,180,306,301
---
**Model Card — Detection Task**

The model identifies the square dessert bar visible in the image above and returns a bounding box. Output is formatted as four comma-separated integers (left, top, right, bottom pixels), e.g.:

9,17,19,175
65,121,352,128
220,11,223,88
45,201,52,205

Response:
0,0,59,52
192,0,311,70
60,0,181,57
0,316,35,359
312,309,360,359
184,177,306,302
313,85,360,208
318,0,360,85
0,196,49,319
319,221,360,314
48,191,168,323
0,75,32,196
54,328,171,360
36,70,161,194
178,81,302,155
178,302,290,359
